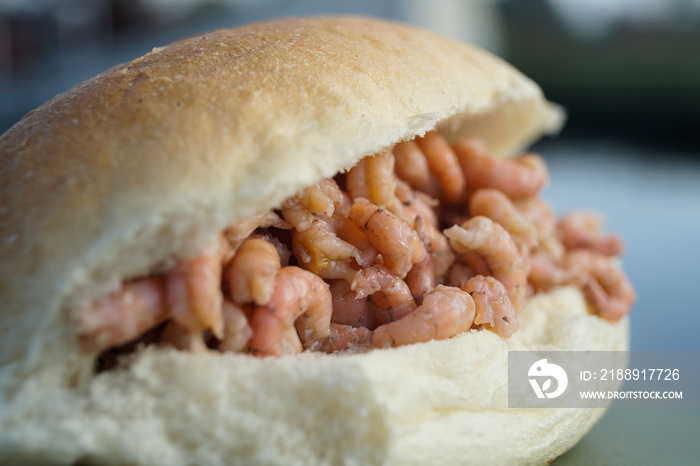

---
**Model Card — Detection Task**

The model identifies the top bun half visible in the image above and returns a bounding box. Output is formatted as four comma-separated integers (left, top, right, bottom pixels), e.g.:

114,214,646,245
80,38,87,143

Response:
0,16,563,381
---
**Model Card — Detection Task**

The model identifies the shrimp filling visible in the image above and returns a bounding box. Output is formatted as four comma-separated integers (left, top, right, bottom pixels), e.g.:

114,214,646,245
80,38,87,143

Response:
78,132,635,363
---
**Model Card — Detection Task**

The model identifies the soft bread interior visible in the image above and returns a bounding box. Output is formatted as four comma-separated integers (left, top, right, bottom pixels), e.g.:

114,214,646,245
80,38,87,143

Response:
0,286,628,465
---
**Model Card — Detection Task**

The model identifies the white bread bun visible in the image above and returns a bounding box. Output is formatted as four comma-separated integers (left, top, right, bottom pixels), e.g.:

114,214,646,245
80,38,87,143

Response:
0,16,624,465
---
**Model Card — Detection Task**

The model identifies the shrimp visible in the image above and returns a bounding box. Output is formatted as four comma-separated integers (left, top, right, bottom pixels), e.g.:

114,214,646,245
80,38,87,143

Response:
282,326,303,354
426,231,456,279
346,151,398,207
515,196,565,261
225,238,281,306
395,178,439,227
393,176,414,205
334,217,378,268
392,139,440,197
166,236,228,338
352,265,417,325
415,131,467,204
514,196,556,238
444,216,527,310
348,198,427,278
346,151,410,223
469,188,538,253
248,266,332,356
317,178,353,218
372,285,475,348
565,251,636,322
414,214,455,279
225,210,290,250
248,231,293,267
462,275,518,338
445,262,476,288
77,276,169,352
281,179,351,231
159,320,208,352
527,251,569,293
405,254,435,301
396,180,454,276
452,139,549,199
316,323,373,353
329,279,375,329
219,299,253,353
396,180,455,275
292,217,361,282
558,211,625,256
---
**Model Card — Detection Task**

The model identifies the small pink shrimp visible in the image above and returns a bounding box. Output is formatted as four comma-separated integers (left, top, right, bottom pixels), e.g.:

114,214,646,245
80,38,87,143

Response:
282,326,303,354
329,279,375,329
348,198,427,278
281,179,351,231
372,285,475,348
393,176,414,204
225,210,290,250
527,251,569,293
219,299,253,353
452,139,549,199
392,140,440,197
444,216,527,310
316,323,373,353
565,251,636,322
445,262,477,288
225,238,281,306
405,254,436,301
513,196,565,262
558,211,625,256
334,217,378,268
469,188,538,253
430,240,456,280
346,151,413,225
414,214,456,279
396,180,455,275
77,277,169,352
514,193,553,228
166,237,228,338
352,265,417,326
248,231,293,267
316,178,353,218
415,131,467,204
395,178,439,228
462,275,519,338
248,266,332,356
292,217,361,283
159,320,208,352
346,151,399,207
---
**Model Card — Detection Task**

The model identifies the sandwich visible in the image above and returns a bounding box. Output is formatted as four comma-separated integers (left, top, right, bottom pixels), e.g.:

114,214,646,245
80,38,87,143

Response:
0,15,634,465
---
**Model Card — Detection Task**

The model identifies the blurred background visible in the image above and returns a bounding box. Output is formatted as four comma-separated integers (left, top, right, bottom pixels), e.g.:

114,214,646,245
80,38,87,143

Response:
1,1,698,463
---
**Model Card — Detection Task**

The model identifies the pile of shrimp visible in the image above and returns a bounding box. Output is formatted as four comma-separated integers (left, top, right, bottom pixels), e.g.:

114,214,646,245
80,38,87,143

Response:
78,131,635,362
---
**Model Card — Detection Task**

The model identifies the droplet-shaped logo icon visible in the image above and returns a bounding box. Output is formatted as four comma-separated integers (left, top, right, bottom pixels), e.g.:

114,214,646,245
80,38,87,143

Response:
528,358,568,399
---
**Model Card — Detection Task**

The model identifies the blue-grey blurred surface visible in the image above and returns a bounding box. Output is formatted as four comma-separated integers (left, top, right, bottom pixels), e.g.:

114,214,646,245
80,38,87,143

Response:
536,139,700,352
1,1,698,464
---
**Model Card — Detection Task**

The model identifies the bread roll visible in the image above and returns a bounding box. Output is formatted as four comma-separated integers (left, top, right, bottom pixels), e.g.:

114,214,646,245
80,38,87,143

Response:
0,16,626,465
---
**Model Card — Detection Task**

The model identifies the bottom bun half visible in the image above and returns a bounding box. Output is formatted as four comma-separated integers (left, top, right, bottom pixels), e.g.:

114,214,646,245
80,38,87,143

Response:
0,285,627,466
